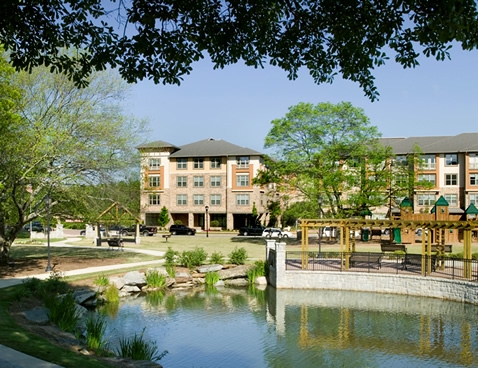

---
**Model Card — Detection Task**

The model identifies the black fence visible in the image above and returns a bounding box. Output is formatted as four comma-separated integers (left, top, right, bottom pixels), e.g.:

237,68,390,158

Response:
285,251,478,282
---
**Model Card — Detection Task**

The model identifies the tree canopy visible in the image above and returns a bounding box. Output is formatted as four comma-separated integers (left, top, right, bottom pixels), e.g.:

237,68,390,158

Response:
2,1,478,99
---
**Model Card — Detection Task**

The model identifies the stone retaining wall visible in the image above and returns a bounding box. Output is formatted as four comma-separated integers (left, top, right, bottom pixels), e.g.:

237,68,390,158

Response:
266,240,478,305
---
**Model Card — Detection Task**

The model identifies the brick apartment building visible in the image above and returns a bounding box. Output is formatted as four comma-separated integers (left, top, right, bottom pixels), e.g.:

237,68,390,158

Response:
137,138,270,230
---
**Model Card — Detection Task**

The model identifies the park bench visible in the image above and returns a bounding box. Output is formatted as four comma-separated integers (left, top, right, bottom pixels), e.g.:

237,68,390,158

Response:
349,252,383,269
381,244,407,253
402,254,436,272
162,234,171,242
107,238,124,251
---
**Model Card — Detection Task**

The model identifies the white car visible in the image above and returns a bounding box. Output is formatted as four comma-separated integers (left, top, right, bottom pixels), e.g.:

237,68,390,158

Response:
262,228,293,238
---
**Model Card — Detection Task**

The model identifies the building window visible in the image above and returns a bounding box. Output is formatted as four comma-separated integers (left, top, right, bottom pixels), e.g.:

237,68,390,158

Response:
148,175,160,188
148,158,161,170
193,176,204,187
194,158,204,169
420,155,436,170
395,155,407,166
211,176,221,187
177,158,187,169
469,193,478,206
470,174,478,186
211,194,221,205
237,156,250,168
444,194,458,206
193,194,204,205
177,176,187,187
177,194,187,205
149,194,160,205
469,153,478,170
418,194,435,206
445,174,457,186
236,174,249,187
236,194,249,205
445,154,458,166
210,157,221,169
418,174,436,186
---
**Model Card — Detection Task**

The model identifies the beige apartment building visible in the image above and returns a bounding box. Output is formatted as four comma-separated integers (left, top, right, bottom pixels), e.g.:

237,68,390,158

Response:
137,138,270,230
380,133,478,218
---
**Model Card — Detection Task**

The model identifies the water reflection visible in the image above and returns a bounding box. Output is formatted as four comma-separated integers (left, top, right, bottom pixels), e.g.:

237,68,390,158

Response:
103,287,478,368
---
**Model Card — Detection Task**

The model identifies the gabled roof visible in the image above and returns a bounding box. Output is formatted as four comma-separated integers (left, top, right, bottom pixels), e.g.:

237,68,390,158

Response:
169,138,263,158
379,133,478,154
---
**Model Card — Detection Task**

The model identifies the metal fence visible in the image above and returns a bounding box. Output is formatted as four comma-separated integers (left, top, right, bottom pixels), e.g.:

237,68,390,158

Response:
285,251,478,282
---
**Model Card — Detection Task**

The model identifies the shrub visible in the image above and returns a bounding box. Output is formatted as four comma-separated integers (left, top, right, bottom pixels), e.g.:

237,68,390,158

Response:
210,220,220,227
229,247,248,265
180,247,208,270
104,284,120,303
204,271,220,286
209,251,224,265
116,328,168,362
174,219,183,225
46,292,80,332
94,274,110,287
246,260,266,283
164,247,179,267
86,314,108,352
145,269,167,288
166,265,176,278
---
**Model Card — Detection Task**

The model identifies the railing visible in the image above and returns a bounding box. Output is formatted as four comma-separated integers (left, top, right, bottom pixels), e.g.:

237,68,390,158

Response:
285,251,478,282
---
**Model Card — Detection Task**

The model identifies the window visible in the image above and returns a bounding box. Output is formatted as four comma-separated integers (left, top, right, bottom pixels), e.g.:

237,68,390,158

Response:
237,156,250,168
177,158,187,169
395,174,408,187
177,176,187,187
236,174,249,187
236,194,249,205
194,158,204,169
418,194,435,206
148,175,160,187
149,194,160,205
445,154,458,166
211,194,221,205
210,157,221,169
445,174,457,186
470,174,478,186
469,193,478,206
395,155,407,166
444,194,458,206
420,155,436,170
470,153,478,170
148,158,161,170
211,176,221,187
418,174,436,186
177,194,187,205
193,194,204,205
193,176,204,187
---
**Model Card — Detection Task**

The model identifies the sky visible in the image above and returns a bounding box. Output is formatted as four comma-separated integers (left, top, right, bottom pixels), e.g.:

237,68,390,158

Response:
127,47,478,154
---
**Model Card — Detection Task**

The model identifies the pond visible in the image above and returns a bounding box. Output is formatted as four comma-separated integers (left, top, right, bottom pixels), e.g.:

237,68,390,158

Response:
102,287,478,368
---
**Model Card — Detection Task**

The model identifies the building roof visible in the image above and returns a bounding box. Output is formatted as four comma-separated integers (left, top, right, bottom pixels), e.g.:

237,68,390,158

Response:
379,133,478,154
136,140,180,150
169,138,263,158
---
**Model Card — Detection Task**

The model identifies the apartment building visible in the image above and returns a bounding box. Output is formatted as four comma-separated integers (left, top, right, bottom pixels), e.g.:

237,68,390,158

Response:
380,133,478,217
137,138,270,230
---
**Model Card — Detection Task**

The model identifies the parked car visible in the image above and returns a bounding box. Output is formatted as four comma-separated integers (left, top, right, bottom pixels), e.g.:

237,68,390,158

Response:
108,225,129,236
80,225,106,236
262,228,293,238
23,221,44,232
125,224,158,236
321,226,336,238
238,226,266,236
169,224,196,235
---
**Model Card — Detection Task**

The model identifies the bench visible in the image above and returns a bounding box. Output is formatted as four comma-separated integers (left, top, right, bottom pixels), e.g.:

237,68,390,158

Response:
162,234,171,242
107,238,124,250
402,254,436,272
427,244,453,253
349,252,383,269
381,244,407,253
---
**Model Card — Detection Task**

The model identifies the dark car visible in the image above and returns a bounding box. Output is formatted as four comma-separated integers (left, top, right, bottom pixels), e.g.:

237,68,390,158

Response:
23,221,44,232
169,224,196,235
126,224,158,236
108,225,129,236
238,226,265,236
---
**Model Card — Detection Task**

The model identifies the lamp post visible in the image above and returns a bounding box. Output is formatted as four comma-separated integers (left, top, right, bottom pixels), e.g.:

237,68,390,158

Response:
318,195,323,257
205,206,209,238
45,195,53,272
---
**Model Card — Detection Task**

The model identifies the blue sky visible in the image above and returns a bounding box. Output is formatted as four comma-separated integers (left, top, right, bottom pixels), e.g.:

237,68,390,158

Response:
128,47,478,153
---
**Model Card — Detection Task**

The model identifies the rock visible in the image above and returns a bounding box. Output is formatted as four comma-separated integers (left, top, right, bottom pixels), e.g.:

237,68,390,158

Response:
146,266,169,276
122,271,146,287
172,282,194,288
197,264,223,273
73,289,97,305
122,285,142,293
214,280,225,288
23,307,49,324
224,278,249,287
255,276,268,285
217,265,253,280
175,271,192,283
110,276,125,289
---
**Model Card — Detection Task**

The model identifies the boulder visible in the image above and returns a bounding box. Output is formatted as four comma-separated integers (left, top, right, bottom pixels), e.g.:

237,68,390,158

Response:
255,276,268,286
73,289,97,305
23,307,49,324
110,276,125,290
224,278,249,287
122,285,142,293
122,271,146,287
175,271,192,283
217,265,253,280
197,264,223,273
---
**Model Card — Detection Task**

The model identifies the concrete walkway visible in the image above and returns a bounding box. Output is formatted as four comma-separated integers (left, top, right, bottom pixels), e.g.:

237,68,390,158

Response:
0,238,166,367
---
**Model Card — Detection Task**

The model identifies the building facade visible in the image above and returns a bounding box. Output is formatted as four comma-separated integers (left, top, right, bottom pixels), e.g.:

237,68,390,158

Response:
138,138,270,230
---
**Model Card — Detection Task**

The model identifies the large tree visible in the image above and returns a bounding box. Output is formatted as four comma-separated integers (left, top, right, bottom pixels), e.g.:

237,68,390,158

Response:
1,1,478,99
0,56,146,262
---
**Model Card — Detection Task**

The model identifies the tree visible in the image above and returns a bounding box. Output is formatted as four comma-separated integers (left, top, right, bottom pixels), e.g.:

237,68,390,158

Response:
158,206,170,229
0,57,147,262
2,1,478,99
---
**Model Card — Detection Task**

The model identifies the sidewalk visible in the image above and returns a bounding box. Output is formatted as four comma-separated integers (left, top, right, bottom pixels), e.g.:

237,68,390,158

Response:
0,239,166,367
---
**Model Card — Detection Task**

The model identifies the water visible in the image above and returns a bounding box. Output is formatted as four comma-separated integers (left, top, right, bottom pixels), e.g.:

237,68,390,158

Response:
102,287,478,368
